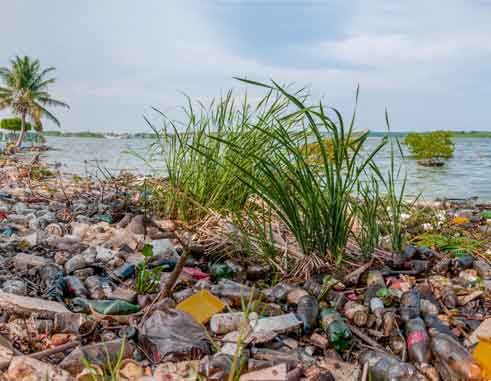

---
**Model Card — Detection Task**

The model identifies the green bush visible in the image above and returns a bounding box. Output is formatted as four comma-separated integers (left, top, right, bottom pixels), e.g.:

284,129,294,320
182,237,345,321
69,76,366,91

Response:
0,117,33,131
404,131,454,160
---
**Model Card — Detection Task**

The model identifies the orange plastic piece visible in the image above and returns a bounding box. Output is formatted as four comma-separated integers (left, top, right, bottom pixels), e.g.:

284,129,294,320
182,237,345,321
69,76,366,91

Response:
176,290,225,324
473,339,491,380
453,216,470,225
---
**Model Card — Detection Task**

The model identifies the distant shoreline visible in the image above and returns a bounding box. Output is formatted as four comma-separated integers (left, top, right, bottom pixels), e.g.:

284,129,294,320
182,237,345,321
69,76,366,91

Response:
42,130,491,139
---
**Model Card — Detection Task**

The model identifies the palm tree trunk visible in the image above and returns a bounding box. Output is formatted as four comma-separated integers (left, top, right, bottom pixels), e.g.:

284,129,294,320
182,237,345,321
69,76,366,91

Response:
15,114,26,148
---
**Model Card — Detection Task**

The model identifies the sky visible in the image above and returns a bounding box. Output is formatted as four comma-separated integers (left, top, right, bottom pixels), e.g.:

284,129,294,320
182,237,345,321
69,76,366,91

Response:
1,0,491,133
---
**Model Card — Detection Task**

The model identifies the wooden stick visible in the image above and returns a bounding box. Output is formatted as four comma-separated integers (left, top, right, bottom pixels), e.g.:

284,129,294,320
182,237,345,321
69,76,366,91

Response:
29,341,80,360
348,324,390,354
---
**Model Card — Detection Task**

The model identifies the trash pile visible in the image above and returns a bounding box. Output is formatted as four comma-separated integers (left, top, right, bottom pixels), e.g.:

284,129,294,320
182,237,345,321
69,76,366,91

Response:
1,157,491,380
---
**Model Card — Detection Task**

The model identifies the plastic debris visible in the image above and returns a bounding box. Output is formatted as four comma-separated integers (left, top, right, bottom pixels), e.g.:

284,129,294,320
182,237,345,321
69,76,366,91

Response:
176,289,225,324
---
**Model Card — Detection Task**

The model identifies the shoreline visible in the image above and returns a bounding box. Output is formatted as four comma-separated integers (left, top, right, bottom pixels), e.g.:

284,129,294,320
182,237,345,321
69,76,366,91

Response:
1,151,491,379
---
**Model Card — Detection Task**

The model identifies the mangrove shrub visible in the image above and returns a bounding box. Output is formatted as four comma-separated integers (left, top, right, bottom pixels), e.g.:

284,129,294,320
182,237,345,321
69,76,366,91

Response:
404,131,454,160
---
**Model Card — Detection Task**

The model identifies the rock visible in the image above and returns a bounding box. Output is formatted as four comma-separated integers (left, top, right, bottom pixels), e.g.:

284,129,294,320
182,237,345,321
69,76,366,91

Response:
153,361,200,381
70,222,89,239
250,313,302,334
1,279,27,296
23,231,42,247
152,238,179,258
95,246,115,263
64,248,96,273
467,318,491,346
13,253,52,270
127,214,145,235
109,286,137,303
118,359,144,380
286,288,309,305
317,358,361,381
240,363,288,380
7,356,75,381
0,291,70,318
59,339,134,375
0,341,14,369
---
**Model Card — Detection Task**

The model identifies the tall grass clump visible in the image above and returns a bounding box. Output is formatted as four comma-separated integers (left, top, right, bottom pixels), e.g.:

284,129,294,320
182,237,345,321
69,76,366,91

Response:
195,79,386,271
354,176,381,258
146,90,299,222
373,113,412,253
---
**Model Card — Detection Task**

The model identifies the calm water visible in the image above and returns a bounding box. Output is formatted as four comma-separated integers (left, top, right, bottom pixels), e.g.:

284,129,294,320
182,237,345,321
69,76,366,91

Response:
23,136,491,201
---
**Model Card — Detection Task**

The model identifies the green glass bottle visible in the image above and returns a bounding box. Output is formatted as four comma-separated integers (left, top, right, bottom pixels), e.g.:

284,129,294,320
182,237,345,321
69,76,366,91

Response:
320,308,352,352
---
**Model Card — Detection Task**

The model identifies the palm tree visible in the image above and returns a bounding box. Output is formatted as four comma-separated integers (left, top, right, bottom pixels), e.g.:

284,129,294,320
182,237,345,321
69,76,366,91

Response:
0,56,69,148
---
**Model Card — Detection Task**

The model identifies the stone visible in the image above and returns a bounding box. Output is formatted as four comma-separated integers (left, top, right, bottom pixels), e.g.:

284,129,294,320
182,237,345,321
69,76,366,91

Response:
467,318,491,346
250,313,302,334
286,288,309,305
7,356,75,381
109,286,137,303
0,341,14,369
59,339,134,375
239,363,288,381
1,280,27,296
95,245,115,263
13,253,52,270
152,238,178,258
317,358,361,381
70,222,89,239
0,291,70,319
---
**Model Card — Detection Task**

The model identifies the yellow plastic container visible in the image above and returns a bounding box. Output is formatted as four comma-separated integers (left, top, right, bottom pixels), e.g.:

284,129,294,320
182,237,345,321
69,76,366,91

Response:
473,339,491,380
176,289,225,324
453,216,470,225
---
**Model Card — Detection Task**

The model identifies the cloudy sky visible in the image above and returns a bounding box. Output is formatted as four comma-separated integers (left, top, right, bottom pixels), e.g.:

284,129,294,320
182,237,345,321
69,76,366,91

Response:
2,1,491,132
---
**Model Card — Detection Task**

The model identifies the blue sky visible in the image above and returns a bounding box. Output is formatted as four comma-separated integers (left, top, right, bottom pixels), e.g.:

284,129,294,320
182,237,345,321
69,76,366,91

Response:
2,0,491,132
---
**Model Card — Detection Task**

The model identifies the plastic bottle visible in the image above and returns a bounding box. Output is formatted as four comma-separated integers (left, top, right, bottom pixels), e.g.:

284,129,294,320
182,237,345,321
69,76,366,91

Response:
211,263,235,281
383,311,396,336
431,332,482,381
452,254,474,273
44,271,66,302
359,350,419,381
393,245,417,267
72,297,140,315
473,260,491,279
84,275,105,299
210,312,244,334
441,286,457,309
389,334,406,356
210,280,256,306
343,301,368,327
364,271,387,306
405,317,431,364
400,290,421,322
326,289,348,311
296,295,318,333
420,298,439,316
54,312,89,334
113,263,136,280
423,314,456,338
64,276,89,298
263,282,294,303
303,279,323,298
320,308,351,352
369,297,384,328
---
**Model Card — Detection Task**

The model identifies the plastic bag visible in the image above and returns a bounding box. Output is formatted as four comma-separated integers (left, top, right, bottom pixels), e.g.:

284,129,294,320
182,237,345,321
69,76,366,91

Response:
139,308,212,362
